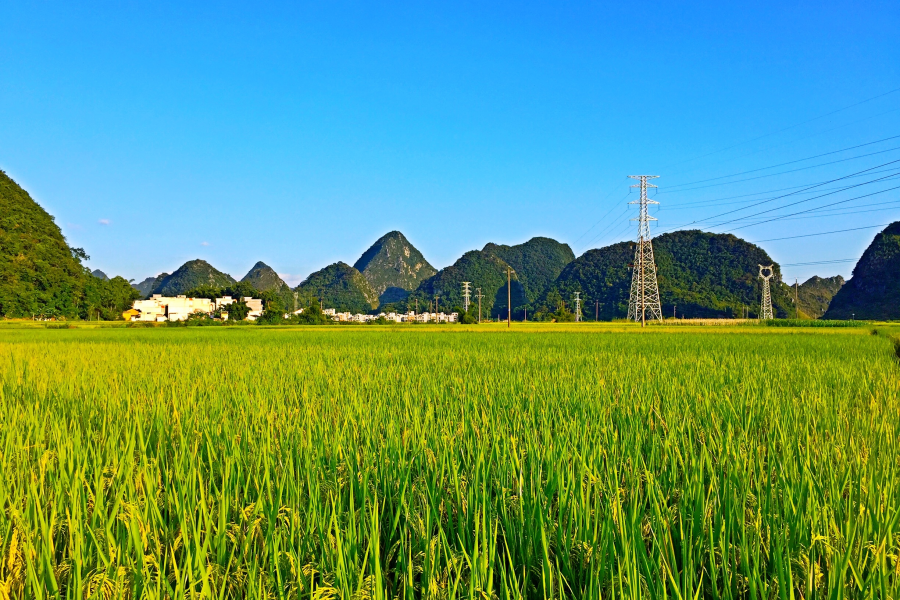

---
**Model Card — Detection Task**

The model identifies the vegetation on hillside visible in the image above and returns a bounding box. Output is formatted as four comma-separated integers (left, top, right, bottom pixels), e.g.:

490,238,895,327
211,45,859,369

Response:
406,250,526,318
534,231,795,320
132,273,168,297
797,275,844,318
823,221,900,320
353,231,437,304
482,237,575,304
150,259,236,297
0,170,138,319
294,262,379,315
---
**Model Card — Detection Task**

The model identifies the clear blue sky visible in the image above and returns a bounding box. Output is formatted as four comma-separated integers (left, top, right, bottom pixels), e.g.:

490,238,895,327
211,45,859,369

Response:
2,1,898,285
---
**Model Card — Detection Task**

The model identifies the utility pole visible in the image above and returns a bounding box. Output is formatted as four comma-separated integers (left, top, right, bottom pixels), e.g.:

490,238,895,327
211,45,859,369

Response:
475,288,483,323
758,265,774,320
506,266,512,328
595,300,599,321
626,175,663,327
574,292,582,322
673,305,676,320
415,298,418,314
795,278,799,319
462,282,471,313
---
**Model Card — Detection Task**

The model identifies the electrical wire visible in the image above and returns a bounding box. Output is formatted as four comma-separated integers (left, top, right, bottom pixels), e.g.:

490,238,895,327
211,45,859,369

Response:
659,86,900,171
573,189,632,245
662,134,900,191
656,160,900,234
753,224,891,243
725,183,900,232
656,145,900,195
780,259,857,267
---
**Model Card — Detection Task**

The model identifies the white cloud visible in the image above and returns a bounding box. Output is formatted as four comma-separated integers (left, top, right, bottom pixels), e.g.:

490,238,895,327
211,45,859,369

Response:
98,219,111,225
201,241,210,246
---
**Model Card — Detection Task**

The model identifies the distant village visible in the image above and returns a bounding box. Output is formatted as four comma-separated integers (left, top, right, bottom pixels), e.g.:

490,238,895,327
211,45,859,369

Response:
125,295,458,323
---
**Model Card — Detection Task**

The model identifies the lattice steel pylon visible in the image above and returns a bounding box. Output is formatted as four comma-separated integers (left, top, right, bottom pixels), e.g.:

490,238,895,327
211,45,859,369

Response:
462,281,471,313
574,291,582,322
626,175,663,326
758,265,774,320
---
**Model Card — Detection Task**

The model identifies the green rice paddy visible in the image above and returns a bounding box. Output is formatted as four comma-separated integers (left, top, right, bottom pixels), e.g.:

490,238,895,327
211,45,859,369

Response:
0,324,898,598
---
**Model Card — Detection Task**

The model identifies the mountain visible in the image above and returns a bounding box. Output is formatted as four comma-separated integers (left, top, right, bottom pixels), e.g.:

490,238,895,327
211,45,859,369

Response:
408,250,526,318
822,222,900,320
481,237,574,303
240,261,288,291
150,260,236,297
536,230,794,320
796,275,844,318
294,262,379,314
133,274,168,298
91,269,109,280
353,231,437,304
0,169,88,318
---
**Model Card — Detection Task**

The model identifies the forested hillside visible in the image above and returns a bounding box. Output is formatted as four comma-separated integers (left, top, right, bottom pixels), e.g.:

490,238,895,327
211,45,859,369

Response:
797,275,844,318
481,237,574,303
150,260,236,297
353,231,436,304
0,170,138,319
294,262,379,314
406,250,526,318
823,221,900,320
535,230,794,320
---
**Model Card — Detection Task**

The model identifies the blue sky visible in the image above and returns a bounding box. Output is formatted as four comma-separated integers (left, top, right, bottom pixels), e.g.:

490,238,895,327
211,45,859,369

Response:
1,1,898,285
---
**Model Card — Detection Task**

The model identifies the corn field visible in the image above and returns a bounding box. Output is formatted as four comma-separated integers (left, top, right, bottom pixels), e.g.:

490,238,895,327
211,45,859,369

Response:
0,325,899,599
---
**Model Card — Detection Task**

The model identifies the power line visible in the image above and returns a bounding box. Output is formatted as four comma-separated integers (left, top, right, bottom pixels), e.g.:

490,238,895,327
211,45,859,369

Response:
725,183,900,232
659,86,900,171
573,187,632,245
662,134,900,191
657,160,900,234
574,190,632,247
669,105,900,181
580,205,632,252
780,258,857,267
754,224,891,243
656,145,900,195
662,169,900,210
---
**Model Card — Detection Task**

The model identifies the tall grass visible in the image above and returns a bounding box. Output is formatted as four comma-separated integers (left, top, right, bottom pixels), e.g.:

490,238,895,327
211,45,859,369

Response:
0,326,898,598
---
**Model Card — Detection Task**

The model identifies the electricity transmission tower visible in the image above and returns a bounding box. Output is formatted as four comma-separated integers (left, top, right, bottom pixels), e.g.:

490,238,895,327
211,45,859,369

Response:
475,288,484,323
462,282,471,313
758,265,774,320
574,292,582,322
626,175,663,326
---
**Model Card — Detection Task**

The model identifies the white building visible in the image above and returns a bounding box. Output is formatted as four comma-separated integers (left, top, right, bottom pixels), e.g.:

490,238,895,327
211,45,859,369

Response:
129,295,263,322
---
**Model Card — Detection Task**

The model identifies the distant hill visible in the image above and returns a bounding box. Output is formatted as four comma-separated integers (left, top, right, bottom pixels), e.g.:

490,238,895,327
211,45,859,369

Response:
240,261,288,291
797,275,844,318
294,262,379,314
823,222,900,320
0,169,88,318
408,250,525,318
353,231,437,304
537,230,793,320
150,260,235,297
91,269,109,280
482,237,574,303
133,274,168,298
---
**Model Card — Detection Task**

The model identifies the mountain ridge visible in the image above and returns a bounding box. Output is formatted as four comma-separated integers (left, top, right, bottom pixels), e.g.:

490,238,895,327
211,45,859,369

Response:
822,222,900,320
353,231,437,304
150,260,236,297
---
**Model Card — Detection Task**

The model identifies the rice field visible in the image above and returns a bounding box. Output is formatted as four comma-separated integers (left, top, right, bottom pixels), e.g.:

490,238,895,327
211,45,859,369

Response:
0,324,898,599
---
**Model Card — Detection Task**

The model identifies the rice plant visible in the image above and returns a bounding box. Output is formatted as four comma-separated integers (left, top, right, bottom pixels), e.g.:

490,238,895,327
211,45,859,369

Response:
0,325,898,599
